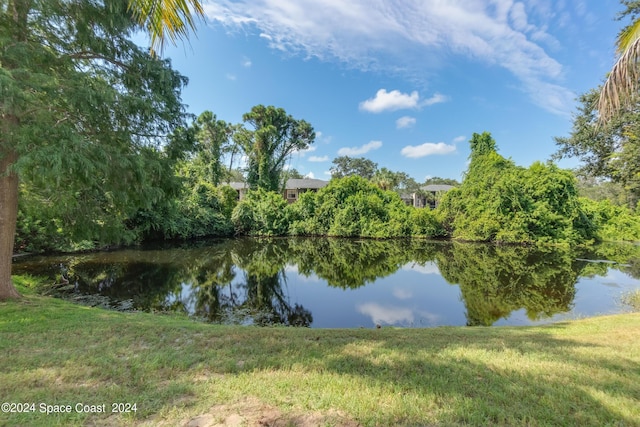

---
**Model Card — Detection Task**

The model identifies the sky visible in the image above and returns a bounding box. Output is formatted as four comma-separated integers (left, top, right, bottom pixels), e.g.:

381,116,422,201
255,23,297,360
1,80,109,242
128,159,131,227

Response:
159,0,624,182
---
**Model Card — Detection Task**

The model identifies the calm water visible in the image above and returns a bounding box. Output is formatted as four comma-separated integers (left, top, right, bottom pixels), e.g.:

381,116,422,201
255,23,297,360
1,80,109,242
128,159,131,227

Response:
11,238,640,328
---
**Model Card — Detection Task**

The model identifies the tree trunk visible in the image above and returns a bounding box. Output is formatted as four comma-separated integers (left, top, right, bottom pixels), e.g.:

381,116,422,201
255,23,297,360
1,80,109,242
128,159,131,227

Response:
0,1,27,300
0,148,21,300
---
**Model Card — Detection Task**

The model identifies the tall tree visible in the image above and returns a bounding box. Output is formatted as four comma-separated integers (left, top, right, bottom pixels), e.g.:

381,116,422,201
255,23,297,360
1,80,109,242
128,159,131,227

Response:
190,111,234,186
281,168,305,181
424,176,460,186
0,0,189,299
598,1,640,121
371,167,399,191
234,105,315,192
330,156,378,180
555,89,640,207
128,0,204,53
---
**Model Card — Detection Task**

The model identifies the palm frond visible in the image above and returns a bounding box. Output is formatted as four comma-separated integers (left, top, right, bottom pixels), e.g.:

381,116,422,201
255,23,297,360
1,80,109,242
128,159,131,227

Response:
599,20,640,122
128,0,205,54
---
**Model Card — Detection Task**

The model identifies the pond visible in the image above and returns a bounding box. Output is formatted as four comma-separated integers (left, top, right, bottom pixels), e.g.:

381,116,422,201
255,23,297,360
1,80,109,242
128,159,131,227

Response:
11,237,640,328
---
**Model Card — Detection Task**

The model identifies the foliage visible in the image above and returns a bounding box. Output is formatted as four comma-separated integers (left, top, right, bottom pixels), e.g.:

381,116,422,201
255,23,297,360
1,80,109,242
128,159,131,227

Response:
289,238,412,288
184,111,236,187
128,0,204,53
329,156,378,180
424,176,460,186
410,207,446,238
234,105,315,192
289,176,420,238
598,0,640,121
578,198,640,242
1,0,190,278
576,175,629,205
371,167,423,199
555,89,640,208
231,188,290,236
131,178,235,241
438,132,595,244
436,243,579,325
281,168,305,181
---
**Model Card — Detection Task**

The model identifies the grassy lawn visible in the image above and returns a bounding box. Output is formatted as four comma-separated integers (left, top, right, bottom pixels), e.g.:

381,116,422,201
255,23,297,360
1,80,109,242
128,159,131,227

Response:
1,277,639,426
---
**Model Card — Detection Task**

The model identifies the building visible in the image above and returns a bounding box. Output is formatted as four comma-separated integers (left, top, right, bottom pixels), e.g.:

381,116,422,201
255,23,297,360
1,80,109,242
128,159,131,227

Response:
421,184,455,209
227,181,249,201
227,179,452,207
282,178,328,203
401,184,455,209
226,179,329,203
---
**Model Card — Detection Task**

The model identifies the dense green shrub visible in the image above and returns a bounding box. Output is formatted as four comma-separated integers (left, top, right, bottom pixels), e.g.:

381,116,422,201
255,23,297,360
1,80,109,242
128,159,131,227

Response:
289,176,427,238
579,198,640,242
410,207,445,238
231,188,290,236
132,180,234,240
16,183,140,252
437,132,596,245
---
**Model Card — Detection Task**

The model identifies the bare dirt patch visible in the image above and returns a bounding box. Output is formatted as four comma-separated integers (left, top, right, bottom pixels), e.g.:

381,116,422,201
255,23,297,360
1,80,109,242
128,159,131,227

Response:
184,396,361,427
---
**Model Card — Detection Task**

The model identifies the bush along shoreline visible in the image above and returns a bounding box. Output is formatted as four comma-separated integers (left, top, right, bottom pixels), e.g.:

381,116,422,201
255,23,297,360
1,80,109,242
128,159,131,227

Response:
15,133,640,255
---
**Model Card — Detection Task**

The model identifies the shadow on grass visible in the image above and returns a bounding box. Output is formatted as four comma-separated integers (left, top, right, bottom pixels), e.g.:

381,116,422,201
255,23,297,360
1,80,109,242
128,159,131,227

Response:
1,297,638,426
321,329,639,425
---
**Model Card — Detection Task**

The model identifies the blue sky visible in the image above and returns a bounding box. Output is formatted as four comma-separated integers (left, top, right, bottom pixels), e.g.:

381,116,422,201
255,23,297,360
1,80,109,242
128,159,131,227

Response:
160,0,623,182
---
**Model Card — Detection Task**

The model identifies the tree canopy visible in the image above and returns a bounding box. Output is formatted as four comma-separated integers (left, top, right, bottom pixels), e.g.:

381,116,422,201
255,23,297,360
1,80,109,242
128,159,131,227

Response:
234,105,315,192
598,1,640,121
330,156,378,180
0,0,190,299
128,0,204,53
439,133,594,244
555,89,640,208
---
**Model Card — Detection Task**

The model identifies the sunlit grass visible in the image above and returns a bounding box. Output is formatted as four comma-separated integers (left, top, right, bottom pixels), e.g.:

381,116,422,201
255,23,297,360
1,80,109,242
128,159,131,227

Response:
1,277,639,426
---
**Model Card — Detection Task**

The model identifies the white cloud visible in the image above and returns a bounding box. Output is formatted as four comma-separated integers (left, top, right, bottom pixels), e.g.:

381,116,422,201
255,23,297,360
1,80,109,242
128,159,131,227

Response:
315,131,333,144
396,116,416,129
357,302,440,326
393,288,413,300
308,155,329,162
453,135,467,143
242,56,252,67
304,172,315,179
226,73,237,81
338,140,382,156
360,89,419,113
402,262,440,275
323,170,332,176
203,0,575,115
357,303,415,326
401,142,456,158
422,93,448,106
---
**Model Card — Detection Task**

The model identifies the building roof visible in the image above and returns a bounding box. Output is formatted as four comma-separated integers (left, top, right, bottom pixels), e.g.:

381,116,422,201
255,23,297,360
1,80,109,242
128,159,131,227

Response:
285,178,329,189
421,184,455,192
226,179,329,191
227,182,249,190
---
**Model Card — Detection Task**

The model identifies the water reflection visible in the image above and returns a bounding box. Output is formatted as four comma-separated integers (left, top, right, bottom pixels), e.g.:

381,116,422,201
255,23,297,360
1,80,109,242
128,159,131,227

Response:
434,244,578,326
12,238,640,328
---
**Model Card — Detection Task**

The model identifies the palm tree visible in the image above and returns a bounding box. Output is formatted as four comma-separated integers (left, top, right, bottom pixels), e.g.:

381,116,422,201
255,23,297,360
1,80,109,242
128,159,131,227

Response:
128,0,205,53
371,168,398,191
598,17,640,121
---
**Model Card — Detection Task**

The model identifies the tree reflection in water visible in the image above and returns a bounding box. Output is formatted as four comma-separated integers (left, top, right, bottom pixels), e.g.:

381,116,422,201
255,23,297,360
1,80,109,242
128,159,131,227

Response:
12,237,640,327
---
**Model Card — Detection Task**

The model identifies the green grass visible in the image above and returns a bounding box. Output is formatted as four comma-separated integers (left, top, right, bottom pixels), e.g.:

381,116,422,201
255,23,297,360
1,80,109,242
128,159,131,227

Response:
1,277,639,426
